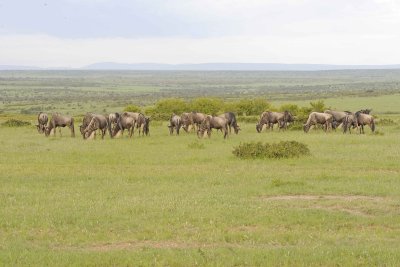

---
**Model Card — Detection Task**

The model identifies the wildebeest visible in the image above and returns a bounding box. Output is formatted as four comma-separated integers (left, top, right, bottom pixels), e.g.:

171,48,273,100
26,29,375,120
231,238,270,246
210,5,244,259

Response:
354,110,375,134
191,112,208,130
256,111,294,132
135,113,149,136
108,112,120,133
83,114,109,139
45,113,75,137
36,112,48,133
342,113,359,134
324,110,351,129
79,113,94,137
168,113,182,135
303,112,333,133
198,115,228,139
112,112,135,138
181,112,194,132
219,112,240,134
143,116,150,136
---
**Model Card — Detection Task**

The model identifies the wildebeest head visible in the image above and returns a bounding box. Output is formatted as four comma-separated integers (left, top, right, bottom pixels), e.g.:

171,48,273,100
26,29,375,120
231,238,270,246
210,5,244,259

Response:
44,126,51,137
234,124,241,134
303,124,310,133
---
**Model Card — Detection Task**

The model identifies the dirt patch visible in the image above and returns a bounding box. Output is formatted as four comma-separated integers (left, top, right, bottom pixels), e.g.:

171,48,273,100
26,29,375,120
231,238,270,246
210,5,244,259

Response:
261,195,385,201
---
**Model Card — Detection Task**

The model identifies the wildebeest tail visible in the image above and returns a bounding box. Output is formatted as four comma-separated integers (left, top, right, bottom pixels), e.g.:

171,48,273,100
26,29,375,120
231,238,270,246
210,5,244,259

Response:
371,119,375,132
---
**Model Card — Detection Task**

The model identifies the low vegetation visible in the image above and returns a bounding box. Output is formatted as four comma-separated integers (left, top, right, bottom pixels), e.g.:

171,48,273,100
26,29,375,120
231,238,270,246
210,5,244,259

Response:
1,119,31,127
233,140,310,159
1,70,400,266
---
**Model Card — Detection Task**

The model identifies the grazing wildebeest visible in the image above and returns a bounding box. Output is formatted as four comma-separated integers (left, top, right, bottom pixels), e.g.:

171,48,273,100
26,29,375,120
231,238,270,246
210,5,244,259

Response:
135,113,149,136
108,112,120,133
79,113,94,137
168,114,182,135
256,111,293,132
303,112,333,133
324,110,351,129
198,115,228,139
355,110,375,134
181,112,194,132
219,112,240,134
45,113,75,137
122,112,144,136
36,112,48,133
112,112,135,138
342,113,359,134
83,114,109,139
191,112,208,131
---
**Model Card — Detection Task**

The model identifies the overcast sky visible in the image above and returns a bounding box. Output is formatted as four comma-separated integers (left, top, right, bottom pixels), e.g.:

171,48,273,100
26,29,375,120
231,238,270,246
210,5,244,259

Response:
1,0,400,67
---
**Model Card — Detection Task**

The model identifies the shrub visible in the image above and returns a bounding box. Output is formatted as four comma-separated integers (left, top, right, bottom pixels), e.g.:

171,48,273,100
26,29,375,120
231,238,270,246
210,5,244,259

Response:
235,98,271,116
124,105,141,113
309,100,326,112
190,98,223,115
2,119,31,127
233,141,310,159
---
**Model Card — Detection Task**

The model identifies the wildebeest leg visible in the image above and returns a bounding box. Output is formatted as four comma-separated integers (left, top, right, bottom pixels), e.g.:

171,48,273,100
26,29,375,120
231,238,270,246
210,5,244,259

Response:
177,125,180,135
223,126,228,139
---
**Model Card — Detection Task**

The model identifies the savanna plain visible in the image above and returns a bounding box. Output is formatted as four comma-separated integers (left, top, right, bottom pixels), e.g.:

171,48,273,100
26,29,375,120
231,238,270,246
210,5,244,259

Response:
1,70,400,266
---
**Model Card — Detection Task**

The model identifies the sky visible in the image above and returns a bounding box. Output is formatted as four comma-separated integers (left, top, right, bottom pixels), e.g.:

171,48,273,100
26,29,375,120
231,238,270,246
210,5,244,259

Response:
0,0,400,67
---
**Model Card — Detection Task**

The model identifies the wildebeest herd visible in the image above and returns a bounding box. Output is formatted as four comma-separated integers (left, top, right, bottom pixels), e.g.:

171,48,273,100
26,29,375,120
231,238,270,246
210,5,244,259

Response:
35,108,376,139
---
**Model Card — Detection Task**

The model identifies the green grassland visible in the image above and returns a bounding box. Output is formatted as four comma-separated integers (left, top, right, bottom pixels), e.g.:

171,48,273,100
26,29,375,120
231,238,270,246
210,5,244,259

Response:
1,70,400,115
1,121,400,266
1,70,400,266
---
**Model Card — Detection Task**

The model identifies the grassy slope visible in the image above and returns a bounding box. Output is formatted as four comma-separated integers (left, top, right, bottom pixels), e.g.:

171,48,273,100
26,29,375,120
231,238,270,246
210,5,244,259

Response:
1,122,400,266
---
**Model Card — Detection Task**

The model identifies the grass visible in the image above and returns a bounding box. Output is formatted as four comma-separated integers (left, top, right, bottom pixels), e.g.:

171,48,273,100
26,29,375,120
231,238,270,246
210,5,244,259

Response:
1,119,400,266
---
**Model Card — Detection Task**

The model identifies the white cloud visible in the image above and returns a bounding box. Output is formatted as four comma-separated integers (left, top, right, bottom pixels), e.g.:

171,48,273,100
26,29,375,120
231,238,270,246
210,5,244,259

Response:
1,0,400,66
1,32,400,67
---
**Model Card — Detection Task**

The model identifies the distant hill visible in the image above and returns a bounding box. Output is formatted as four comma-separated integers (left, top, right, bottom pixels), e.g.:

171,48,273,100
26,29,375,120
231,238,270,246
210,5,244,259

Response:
1,62,400,71
83,62,400,71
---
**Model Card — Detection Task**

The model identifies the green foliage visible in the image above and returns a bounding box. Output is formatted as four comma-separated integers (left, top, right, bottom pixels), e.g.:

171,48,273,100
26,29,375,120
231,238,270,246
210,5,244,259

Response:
233,141,310,159
237,116,259,123
190,98,223,115
309,100,326,112
279,104,300,114
235,98,271,116
1,119,31,127
124,105,142,113
145,98,187,120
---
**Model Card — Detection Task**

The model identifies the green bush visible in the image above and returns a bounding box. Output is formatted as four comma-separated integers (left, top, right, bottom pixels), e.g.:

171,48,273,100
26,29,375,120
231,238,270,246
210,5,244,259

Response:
124,105,142,113
235,98,271,116
2,119,31,127
233,141,310,159
309,100,326,112
190,98,223,115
